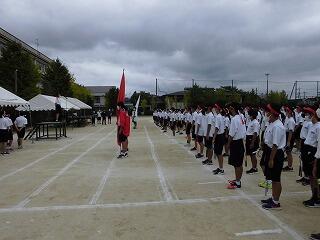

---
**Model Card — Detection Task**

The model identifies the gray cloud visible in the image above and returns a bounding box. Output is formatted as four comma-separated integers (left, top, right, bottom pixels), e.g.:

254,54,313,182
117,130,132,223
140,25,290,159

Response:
1,0,320,97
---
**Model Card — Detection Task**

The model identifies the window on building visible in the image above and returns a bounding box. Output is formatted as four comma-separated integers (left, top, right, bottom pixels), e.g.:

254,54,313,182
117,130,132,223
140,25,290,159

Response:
94,96,101,104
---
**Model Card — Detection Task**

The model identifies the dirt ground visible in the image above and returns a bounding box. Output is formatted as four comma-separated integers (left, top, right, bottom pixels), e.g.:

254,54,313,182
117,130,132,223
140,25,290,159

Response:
0,117,318,240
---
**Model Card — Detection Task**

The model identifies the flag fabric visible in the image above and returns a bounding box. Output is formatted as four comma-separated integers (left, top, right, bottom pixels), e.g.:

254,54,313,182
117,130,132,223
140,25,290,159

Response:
117,70,126,146
117,70,126,104
134,95,140,118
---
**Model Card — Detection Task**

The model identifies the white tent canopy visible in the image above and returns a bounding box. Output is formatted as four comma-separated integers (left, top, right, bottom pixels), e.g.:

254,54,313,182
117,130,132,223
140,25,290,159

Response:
62,97,92,110
17,94,80,111
0,86,29,107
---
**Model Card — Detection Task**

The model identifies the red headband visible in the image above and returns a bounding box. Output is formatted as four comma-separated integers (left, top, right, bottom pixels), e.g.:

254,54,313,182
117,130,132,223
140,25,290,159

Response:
214,104,221,111
303,107,316,116
285,106,293,114
266,104,280,116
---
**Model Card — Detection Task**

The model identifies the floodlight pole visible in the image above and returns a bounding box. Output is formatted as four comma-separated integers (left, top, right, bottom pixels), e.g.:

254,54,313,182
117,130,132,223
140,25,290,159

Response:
265,73,270,96
14,69,18,93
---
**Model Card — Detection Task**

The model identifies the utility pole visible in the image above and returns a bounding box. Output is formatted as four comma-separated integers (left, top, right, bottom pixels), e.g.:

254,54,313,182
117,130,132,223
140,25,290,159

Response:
14,69,18,93
295,81,298,99
317,81,319,98
231,79,234,89
155,78,158,96
265,73,270,97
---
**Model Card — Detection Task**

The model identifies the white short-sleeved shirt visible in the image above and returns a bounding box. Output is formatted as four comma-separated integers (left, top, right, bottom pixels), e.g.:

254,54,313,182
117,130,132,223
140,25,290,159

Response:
294,111,304,126
304,122,320,148
205,112,215,137
14,116,28,128
229,114,246,140
284,117,295,132
264,119,286,149
5,117,13,127
215,114,225,135
224,116,230,129
185,112,192,123
197,112,206,136
0,117,10,130
257,111,262,124
192,111,198,122
300,119,312,140
246,119,260,136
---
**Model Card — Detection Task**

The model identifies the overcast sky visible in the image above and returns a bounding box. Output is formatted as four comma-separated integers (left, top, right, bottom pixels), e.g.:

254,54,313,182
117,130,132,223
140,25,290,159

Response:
1,0,320,97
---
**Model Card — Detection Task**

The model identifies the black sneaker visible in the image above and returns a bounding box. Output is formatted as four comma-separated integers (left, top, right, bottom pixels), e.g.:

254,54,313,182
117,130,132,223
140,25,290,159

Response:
202,159,212,165
123,152,128,158
261,198,273,204
262,201,281,210
310,233,320,240
282,166,294,172
190,147,197,151
303,199,320,208
296,177,306,183
246,168,258,175
223,153,229,157
195,153,204,158
302,178,311,186
212,168,224,175
117,153,124,159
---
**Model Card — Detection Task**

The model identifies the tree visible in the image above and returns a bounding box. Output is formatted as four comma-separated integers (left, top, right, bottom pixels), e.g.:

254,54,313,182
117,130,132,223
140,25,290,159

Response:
104,87,118,110
71,82,93,105
141,99,148,113
0,42,41,99
266,90,288,105
42,58,73,96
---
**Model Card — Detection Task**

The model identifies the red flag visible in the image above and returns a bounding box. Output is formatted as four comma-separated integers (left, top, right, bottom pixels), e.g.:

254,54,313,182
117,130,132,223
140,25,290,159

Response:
117,70,125,103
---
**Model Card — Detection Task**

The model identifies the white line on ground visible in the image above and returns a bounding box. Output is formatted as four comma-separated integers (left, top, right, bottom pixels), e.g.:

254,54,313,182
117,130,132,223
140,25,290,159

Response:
89,155,117,205
235,228,282,236
0,127,107,183
15,129,116,208
144,126,175,201
198,181,224,185
0,192,308,214
160,128,305,240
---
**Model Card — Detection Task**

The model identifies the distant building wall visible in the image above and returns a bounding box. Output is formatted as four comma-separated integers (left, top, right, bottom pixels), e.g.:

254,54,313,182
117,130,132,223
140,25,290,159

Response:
0,27,52,74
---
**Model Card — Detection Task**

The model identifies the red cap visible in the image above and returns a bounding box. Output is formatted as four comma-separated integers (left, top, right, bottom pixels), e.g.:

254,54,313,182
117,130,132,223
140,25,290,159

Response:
303,107,316,116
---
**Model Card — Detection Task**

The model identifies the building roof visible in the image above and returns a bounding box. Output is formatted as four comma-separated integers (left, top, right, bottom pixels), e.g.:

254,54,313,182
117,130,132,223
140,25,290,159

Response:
0,27,52,64
85,86,116,94
164,90,186,96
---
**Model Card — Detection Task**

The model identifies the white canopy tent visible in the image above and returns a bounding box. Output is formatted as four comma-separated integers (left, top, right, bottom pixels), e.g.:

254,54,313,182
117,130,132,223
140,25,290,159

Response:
0,86,29,107
17,94,80,111
62,97,92,110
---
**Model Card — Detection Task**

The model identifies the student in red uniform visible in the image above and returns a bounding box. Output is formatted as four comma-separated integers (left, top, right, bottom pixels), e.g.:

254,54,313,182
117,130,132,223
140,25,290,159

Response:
123,106,131,155
117,102,128,158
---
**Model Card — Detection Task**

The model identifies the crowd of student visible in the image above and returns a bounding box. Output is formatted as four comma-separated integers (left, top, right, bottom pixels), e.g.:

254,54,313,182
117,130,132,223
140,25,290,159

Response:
153,103,320,213
0,109,28,154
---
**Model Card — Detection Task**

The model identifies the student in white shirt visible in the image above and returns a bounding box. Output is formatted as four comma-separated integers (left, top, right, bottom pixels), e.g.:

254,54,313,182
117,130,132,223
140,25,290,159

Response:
294,105,304,151
223,109,231,156
14,113,28,149
225,103,246,189
202,106,215,165
169,108,176,136
185,107,193,146
190,106,201,152
300,107,320,207
212,104,226,175
245,109,260,175
4,113,13,151
261,103,286,210
297,108,313,184
283,106,296,172
55,94,62,122
0,110,10,154
195,108,206,158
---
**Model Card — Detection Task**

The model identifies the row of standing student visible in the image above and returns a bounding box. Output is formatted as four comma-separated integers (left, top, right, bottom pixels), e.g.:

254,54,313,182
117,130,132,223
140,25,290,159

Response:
153,103,320,210
0,110,28,154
